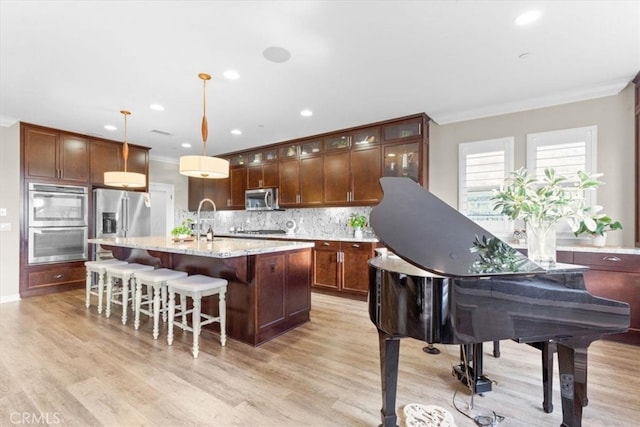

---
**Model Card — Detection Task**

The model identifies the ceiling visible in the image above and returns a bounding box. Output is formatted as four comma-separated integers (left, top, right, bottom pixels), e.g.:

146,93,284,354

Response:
1,1,639,163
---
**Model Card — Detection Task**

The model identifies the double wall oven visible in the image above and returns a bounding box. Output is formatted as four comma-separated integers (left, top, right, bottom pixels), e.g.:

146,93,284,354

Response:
27,183,89,264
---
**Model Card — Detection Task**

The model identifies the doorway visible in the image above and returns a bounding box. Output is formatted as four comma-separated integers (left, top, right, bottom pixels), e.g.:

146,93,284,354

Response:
149,182,175,236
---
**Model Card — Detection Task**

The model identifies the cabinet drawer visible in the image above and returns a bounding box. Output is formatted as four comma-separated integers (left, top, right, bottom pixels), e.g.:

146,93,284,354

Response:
574,252,640,273
315,241,341,251
28,266,86,289
342,242,374,252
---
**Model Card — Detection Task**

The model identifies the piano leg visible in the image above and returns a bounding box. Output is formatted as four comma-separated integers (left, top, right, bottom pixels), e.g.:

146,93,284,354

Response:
378,331,400,427
493,340,500,358
556,342,590,427
541,342,555,413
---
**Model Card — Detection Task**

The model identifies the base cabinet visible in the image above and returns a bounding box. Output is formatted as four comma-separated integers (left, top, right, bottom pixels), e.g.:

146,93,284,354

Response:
575,251,640,345
313,240,376,297
22,262,86,297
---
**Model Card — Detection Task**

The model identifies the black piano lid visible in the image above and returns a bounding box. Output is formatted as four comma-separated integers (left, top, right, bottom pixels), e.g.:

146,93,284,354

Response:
370,177,548,278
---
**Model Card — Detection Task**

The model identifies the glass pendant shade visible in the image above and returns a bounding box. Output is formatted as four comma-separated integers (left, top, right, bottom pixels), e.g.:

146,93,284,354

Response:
104,110,147,188
179,72,229,179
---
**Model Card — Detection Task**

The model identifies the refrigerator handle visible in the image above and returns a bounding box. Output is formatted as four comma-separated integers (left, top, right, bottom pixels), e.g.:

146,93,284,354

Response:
122,197,128,237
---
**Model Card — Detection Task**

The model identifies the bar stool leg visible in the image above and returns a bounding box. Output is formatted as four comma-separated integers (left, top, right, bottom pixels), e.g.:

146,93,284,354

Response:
219,289,227,347
167,288,176,346
161,285,168,323
153,284,161,340
97,271,106,314
134,279,143,330
122,277,129,325
85,270,92,308
192,292,201,358
105,273,113,318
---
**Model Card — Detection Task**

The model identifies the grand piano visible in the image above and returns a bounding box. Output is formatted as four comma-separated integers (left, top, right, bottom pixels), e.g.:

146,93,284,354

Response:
368,178,630,427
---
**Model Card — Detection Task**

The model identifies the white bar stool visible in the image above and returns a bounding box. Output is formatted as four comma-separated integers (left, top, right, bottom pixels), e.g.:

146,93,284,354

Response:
104,263,154,325
85,259,128,313
166,274,228,358
134,268,188,339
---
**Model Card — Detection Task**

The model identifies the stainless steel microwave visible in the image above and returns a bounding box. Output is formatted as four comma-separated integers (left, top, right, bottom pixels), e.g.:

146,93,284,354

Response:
245,188,279,211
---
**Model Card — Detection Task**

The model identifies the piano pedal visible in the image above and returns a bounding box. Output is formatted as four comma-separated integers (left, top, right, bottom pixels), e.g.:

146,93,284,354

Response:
452,364,493,394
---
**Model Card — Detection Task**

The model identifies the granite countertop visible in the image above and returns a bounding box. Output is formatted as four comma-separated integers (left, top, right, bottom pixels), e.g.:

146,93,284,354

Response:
215,230,380,243
88,236,315,258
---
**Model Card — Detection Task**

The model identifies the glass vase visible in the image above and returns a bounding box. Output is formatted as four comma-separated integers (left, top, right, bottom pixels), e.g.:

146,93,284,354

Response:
526,220,556,268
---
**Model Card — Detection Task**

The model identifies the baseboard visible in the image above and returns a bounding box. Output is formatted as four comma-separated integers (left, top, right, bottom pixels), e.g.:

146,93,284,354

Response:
1,294,21,303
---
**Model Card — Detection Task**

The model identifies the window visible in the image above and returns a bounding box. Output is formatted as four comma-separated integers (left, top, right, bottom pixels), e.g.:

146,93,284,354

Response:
527,125,598,237
458,137,514,234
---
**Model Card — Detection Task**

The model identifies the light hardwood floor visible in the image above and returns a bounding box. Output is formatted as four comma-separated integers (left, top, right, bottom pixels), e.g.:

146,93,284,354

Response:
1,289,639,426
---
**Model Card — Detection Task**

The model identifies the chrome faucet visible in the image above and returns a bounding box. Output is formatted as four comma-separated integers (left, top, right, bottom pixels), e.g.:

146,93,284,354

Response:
196,198,216,238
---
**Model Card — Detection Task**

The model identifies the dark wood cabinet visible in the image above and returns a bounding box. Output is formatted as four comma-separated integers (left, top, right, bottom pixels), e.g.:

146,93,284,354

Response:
255,249,311,344
323,146,381,204
22,125,90,183
21,261,87,297
229,167,247,209
187,113,429,209
574,251,640,345
247,162,278,189
279,154,323,206
312,240,375,297
20,123,150,298
323,151,351,204
90,139,122,185
633,73,639,247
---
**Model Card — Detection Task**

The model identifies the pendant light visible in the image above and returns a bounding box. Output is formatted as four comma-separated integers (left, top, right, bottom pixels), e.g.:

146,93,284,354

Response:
179,73,230,179
104,110,146,188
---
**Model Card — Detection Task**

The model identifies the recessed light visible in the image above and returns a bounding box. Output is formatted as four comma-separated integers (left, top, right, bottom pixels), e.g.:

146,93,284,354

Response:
150,103,165,111
181,143,191,148
515,10,542,26
300,109,313,117
231,129,242,135
223,70,240,80
104,124,117,131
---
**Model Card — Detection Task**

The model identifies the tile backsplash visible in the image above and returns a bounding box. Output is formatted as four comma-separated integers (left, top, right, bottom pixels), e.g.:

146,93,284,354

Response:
175,206,375,239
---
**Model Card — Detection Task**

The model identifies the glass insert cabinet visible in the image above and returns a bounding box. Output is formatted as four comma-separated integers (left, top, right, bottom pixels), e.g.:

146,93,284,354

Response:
383,142,420,182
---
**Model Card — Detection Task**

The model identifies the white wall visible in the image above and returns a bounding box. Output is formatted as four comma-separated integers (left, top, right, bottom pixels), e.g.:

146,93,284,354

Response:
429,84,636,247
149,159,188,227
0,123,21,302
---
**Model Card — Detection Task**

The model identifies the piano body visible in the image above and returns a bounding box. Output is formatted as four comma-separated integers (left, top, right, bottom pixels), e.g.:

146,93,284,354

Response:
368,178,630,427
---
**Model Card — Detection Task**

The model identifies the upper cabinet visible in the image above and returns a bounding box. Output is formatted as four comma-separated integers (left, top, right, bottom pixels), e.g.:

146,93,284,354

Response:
22,122,149,189
187,113,429,210
246,148,279,189
22,125,90,184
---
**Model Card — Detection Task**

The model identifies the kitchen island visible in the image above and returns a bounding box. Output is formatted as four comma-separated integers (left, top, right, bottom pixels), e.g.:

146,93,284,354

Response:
88,236,315,346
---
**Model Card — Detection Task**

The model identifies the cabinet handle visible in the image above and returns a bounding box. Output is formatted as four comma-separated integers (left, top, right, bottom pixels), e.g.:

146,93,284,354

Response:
259,179,263,187
418,123,422,135
322,242,330,246
53,274,64,279
352,243,360,248
602,256,621,262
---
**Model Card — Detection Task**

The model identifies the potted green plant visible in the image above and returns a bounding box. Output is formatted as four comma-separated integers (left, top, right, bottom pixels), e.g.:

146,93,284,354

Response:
347,214,368,239
572,208,622,246
171,218,194,240
491,167,604,266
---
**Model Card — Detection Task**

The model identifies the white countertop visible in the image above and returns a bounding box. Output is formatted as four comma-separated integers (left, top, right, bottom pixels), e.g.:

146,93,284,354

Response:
88,236,315,258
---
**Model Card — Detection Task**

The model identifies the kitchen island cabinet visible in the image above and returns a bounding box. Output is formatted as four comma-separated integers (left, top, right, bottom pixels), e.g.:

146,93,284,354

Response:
89,236,314,346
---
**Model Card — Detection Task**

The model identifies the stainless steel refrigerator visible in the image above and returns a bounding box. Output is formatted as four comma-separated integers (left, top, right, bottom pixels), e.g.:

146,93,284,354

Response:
93,188,151,259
